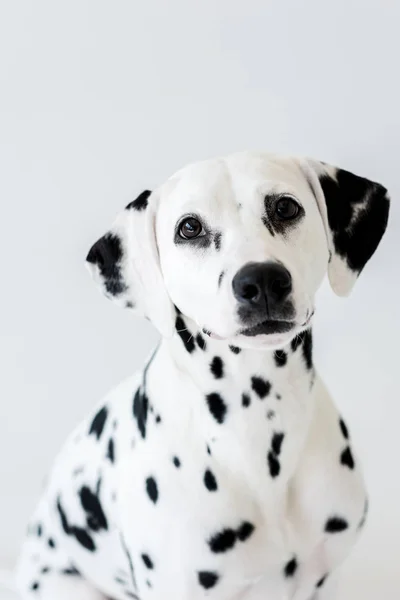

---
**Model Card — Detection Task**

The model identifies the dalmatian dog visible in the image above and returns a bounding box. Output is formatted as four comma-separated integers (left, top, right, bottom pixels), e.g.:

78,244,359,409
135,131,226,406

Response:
16,152,390,600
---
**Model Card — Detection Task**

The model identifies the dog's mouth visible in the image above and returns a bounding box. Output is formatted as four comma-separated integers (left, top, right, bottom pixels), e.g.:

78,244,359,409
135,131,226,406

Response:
239,319,295,337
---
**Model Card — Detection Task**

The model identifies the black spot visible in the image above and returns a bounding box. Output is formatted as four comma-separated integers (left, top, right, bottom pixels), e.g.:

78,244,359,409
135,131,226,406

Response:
73,466,85,477
41,566,50,574
196,333,207,351
146,477,158,503
206,445,211,455
36,524,42,537
267,451,280,478
316,575,328,588
146,581,152,588
206,393,227,424
284,557,298,578
115,576,126,585
198,571,219,589
208,528,236,553
30,581,40,591
341,447,355,470
242,393,251,408
175,315,195,353
302,329,313,370
275,393,281,400
218,271,225,287
48,538,56,549
229,345,241,354
106,438,115,464
210,356,224,379
86,233,128,296
141,554,154,569
125,301,135,309
251,376,271,399
267,410,275,420
214,231,222,250
155,415,161,424
271,432,285,456
274,350,287,367
204,469,218,491
125,190,151,211
319,170,389,273
133,388,149,439
79,485,108,532
236,521,255,542
291,334,303,352
339,418,350,440
56,498,96,552
62,566,80,576
173,456,181,468
89,406,108,441
325,516,349,533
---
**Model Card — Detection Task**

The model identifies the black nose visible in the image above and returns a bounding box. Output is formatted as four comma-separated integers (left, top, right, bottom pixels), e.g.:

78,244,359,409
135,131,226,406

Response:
232,262,292,310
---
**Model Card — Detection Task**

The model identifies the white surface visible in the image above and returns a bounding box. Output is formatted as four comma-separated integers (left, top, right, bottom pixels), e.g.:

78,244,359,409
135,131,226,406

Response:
0,0,399,595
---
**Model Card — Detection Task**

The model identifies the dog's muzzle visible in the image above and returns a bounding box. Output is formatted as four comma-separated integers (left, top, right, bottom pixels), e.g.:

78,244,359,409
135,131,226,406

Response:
232,261,295,336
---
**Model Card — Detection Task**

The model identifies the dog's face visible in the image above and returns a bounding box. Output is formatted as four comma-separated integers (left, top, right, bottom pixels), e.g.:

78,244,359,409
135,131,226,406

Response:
86,152,389,349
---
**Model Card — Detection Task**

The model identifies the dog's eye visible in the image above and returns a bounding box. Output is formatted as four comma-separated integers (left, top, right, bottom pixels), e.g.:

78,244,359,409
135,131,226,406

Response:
178,217,204,239
275,197,300,220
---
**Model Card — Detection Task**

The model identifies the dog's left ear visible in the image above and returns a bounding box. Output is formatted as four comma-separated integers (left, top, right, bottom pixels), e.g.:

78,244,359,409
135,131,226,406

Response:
85,190,175,338
300,159,390,296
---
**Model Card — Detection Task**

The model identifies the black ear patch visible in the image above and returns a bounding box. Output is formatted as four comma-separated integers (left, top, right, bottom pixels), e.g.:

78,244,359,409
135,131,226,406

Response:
319,169,389,273
86,233,127,296
125,190,152,211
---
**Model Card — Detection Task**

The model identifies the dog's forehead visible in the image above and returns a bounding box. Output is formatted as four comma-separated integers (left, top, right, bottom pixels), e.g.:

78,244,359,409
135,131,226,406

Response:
160,152,308,214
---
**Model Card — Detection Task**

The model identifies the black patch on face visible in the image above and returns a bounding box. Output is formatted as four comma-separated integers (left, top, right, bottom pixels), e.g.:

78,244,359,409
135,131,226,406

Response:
325,516,349,533
204,469,218,491
210,356,224,379
229,345,241,354
218,271,225,287
198,571,219,589
214,231,222,250
316,575,328,588
207,445,211,455
79,484,108,532
319,171,389,273
175,315,195,353
133,388,149,439
36,524,42,537
261,214,275,236
56,498,96,552
284,557,298,578
242,393,251,408
205,393,227,424
236,521,255,542
251,376,271,399
274,350,287,367
106,438,115,463
339,418,350,440
146,477,158,504
89,406,108,441
141,554,154,569
208,528,236,553
196,333,207,351
41,567,50,574
125,190,151,211
86,233,128,296
271,432,285,456
302,329,313,370
48,538,56,549
155,415,161,424
30,581,40,591
173,456,181,468
340,446,355,469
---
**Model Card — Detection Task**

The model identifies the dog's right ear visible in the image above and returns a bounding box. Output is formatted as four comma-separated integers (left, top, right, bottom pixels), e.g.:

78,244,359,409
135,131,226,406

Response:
86,190,175,338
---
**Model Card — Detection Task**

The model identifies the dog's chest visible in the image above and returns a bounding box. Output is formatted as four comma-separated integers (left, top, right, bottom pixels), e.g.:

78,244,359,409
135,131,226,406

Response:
116,340,316,595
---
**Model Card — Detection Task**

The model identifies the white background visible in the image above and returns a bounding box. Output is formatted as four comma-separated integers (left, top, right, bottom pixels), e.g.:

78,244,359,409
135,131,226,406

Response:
0,1,399,597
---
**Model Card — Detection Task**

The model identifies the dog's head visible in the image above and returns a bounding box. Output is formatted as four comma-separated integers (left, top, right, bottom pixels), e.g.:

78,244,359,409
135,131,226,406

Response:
86,152,389,349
